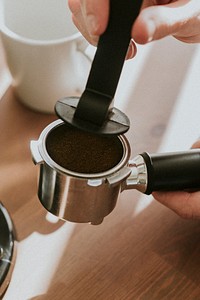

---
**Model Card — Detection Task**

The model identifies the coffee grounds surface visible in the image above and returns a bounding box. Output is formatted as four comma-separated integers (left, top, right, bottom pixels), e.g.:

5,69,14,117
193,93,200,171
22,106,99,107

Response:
46,124,123,174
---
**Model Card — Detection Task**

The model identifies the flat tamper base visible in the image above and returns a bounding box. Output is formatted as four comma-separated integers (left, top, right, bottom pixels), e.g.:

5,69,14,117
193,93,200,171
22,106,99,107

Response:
55,97,130,136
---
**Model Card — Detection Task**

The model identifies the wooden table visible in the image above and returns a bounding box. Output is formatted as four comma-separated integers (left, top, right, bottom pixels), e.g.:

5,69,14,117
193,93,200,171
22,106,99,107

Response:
1,36,200,300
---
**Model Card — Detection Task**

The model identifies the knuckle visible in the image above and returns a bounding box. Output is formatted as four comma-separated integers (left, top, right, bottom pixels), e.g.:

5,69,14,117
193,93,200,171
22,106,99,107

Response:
175,205,197,220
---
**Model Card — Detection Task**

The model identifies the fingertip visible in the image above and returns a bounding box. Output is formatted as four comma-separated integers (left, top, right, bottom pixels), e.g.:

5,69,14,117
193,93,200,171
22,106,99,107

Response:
68,0,80,15
84,0,109,36
191,139,200,149
132,17,155,44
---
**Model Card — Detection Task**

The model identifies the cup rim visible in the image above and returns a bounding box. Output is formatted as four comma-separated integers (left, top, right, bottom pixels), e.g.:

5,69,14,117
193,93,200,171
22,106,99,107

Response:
37,119,131,179
0,22,82,45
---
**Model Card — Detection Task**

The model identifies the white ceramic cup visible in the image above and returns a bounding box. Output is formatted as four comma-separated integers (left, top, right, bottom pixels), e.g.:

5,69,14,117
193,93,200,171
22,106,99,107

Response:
0,0,92,113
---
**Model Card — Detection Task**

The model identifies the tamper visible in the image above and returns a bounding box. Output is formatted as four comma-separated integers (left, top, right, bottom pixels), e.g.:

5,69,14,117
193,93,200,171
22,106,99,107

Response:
55,0,143,135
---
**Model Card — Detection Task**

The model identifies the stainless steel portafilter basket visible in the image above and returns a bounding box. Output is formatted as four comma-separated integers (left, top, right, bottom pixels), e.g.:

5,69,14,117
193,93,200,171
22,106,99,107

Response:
30,120,131,225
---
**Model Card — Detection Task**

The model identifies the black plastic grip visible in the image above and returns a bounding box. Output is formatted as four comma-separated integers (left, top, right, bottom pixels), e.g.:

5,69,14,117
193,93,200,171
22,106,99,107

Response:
75,0,143,126
141,150,200,195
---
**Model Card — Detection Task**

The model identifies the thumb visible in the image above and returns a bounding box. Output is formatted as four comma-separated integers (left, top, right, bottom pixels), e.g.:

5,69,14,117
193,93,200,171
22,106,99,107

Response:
191,139,200,149
132,0,200,44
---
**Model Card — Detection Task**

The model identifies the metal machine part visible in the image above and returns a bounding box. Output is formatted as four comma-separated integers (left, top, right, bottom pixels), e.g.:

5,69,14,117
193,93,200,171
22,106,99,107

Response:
30,119,131,225
31,119,200,225
0,203,16,298
122,155,148,193
124,150,200,194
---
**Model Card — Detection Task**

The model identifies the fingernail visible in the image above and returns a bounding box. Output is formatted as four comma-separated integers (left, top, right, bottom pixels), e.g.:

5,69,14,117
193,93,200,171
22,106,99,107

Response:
86,15,99,35
146,20,156,42
126,41,137,60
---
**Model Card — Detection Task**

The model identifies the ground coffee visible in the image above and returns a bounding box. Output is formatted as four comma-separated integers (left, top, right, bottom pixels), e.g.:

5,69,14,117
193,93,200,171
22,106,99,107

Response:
46,124,123,174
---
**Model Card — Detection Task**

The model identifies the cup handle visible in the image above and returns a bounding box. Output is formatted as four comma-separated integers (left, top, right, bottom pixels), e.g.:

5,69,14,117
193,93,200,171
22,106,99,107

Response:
76,37,95,62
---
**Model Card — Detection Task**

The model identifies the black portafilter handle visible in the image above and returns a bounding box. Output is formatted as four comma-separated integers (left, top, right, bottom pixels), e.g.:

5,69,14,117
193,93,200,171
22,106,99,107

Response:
56,0,143,135
140,150,200,195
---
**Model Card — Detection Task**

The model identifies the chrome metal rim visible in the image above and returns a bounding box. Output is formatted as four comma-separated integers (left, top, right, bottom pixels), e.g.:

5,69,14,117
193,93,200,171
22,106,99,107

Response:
38,119,131,179
0,203,17,298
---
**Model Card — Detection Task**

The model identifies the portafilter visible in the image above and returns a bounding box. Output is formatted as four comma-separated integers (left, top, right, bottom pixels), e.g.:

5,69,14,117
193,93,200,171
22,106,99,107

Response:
31,120,200,225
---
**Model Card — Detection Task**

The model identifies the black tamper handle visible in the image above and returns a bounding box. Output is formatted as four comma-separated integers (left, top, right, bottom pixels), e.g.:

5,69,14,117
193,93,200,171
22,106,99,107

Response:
141,150,200,195
74,0,143,126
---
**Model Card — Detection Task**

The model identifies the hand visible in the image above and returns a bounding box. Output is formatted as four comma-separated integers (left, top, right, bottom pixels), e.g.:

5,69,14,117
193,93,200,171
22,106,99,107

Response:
153,140,200,220
68,0,200,58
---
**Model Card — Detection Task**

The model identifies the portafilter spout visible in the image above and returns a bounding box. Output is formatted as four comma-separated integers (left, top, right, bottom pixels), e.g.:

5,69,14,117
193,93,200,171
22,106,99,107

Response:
55,0,143,135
